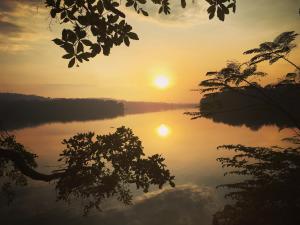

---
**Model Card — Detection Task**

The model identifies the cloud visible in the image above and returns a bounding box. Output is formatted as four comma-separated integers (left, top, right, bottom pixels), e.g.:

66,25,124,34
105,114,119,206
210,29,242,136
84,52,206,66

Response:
121,185,218,225
1,184,219,225
0,0,41,12
0,0,208,53
123,0,208,26
0,21,23,34
0,1,15,12
0,0,47,53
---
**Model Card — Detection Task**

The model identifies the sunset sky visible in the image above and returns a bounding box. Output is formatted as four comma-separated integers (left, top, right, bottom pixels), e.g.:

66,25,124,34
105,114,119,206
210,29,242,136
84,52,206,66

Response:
0,0,299,103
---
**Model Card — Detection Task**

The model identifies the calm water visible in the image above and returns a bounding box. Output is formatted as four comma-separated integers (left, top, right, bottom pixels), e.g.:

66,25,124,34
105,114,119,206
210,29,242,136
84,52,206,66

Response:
1,109,293,225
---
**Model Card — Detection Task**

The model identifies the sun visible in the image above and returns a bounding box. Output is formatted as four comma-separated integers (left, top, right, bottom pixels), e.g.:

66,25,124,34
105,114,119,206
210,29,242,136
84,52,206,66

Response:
154,75,170,89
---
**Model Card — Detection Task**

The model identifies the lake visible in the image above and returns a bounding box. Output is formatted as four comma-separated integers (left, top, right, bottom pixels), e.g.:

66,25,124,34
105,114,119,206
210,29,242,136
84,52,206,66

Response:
0,109,293,225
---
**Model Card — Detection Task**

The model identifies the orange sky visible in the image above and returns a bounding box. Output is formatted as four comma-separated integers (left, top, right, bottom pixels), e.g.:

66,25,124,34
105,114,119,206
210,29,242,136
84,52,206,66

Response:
0,0,299,103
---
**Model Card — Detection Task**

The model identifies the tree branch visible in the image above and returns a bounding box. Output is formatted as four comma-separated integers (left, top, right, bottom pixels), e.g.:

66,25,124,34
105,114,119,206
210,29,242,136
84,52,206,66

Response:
0,148,63,182
282,56,300,71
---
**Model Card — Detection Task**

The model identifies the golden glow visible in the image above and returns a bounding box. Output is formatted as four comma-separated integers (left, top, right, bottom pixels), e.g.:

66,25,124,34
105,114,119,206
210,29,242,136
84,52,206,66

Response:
154,75,170,89
157,124,170,137
1,1,300,103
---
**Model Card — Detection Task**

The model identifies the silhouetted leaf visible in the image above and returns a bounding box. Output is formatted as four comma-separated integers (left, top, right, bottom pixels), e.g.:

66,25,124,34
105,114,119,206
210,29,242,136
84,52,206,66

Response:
125,0,134,7
207,5,215,19
158,6,163,14
102,45,110,55
50,9,57,18
63,43,74,54
78,16,88,25
141,9,148,16
124,37,130,46
81,39,93,46
62,53,73,59
127,32,139,40
220,4,229,14
181,0,186,8
77,42,84,53
52,38,64,45
68,57,76,68
217,7,225,21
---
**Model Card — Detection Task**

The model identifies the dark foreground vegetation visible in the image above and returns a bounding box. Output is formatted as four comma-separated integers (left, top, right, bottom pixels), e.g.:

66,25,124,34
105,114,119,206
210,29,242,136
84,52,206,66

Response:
1,0,300,223
199,83,300,130
190,31,300,225
0,126,175,215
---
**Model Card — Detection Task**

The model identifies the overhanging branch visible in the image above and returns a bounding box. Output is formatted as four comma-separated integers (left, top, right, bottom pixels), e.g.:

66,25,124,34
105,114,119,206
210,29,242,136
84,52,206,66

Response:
0,148,64,182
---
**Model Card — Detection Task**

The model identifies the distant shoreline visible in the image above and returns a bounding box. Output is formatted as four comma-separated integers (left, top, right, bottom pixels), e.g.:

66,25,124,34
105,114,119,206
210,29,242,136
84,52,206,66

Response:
0,93,196,131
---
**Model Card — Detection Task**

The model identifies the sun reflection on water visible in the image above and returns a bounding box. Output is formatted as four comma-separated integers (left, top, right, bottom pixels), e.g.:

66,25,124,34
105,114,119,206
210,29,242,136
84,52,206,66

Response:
157,124,170,137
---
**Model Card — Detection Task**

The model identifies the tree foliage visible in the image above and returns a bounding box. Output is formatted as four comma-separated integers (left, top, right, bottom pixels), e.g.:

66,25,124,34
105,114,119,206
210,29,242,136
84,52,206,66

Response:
199,31,299,97
186,61,268,119
199,62,267,96
185,31,300,224
244,31,300,70
213,139,300,225
0,126,175,215
0,133,37,204
187,31,300,129
45,0,237,67
206,0,236,21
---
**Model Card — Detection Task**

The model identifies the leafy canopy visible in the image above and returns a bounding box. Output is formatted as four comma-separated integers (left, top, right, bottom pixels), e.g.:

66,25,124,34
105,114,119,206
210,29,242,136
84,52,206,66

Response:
199,62,266,96
187,31,300,121
200,31,299,96
192,31,300,224
46,0,237,67
244,31,299,68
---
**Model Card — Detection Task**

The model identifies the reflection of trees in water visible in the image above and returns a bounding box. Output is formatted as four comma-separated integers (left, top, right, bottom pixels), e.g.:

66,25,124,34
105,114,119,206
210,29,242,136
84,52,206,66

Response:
0,4,299,221
0,93,194,131
213,139,300,225
0,184,216,225
191,31,300,225
0,127,174,215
